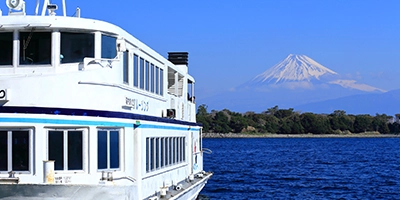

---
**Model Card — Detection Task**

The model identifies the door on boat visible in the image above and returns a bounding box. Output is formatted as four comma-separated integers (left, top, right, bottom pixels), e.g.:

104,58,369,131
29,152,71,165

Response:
191,130,203,174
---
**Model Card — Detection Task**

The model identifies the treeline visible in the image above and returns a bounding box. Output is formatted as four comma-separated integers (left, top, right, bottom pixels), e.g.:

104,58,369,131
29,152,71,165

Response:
196,105,400,134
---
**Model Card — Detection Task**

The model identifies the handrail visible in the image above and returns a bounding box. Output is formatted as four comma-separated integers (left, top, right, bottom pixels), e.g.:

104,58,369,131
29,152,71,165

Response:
202,148,212,154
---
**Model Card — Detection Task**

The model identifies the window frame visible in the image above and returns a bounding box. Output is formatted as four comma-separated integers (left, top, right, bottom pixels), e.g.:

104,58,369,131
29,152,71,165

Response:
60,32,95,64
0,129,33,174
145,61,150,91
133,54,139,87
97,128,121,171
0,32,13,66
140,58,144,89
101,34,117,59
123,51,129,84
19,31,52,66
145,136,186,173
47,128,87,173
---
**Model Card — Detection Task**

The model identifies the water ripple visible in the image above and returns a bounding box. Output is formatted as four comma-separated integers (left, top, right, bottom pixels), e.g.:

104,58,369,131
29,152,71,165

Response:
200,138,400,200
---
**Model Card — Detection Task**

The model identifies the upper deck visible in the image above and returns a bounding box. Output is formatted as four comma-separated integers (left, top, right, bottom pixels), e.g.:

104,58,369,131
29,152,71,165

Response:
0,0,197,122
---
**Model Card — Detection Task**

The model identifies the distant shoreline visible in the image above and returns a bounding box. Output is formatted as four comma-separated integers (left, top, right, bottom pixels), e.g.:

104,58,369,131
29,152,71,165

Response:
202,132,400,138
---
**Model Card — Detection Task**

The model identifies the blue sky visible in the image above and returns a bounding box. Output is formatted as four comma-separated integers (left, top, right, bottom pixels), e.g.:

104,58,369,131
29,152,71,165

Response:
3,0,400,100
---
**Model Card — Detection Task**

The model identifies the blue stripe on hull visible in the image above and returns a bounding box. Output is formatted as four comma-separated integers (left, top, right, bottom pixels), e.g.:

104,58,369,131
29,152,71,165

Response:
0,117,201,131
0,106,202,128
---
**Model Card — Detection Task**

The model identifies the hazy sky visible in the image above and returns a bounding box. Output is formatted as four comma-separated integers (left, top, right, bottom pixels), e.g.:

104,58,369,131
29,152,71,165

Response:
3,0,400,100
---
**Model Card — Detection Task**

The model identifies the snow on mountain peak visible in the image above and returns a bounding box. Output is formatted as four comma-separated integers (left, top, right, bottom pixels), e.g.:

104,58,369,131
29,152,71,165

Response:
253,54,337,83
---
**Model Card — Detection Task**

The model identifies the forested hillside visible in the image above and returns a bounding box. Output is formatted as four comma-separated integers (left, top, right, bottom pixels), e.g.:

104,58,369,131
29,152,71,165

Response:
196,104,400,134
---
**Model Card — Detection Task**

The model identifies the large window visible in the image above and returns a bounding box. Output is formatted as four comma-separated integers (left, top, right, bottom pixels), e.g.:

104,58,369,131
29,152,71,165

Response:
48,130,83,171
151,64,155,93
140,58,144,89
155,66,159,94
133,54,138,87
101,35,117,59
146,136,185,172
0,32,13,66
0,130,30,172
132,55,163,97
20,32,51,65
97,129,120,170
123,51,129,84
160,68,164,96
145,61,150,91
60,32,94,63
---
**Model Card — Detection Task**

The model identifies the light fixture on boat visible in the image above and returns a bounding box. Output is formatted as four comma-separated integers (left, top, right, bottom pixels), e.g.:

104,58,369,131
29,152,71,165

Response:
47,4,57,16
174,184,183,191
6,0,25,14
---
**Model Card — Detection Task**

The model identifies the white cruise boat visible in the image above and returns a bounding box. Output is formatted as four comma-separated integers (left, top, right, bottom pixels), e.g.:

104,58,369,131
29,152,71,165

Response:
0,0,212,199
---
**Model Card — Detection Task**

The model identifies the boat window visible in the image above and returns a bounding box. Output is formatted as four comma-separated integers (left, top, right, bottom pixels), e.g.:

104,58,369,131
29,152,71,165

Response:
145,138,150,171
160,138,165,167
0,132,7,171
20,32,51,65
150,64,155,93
181,137,185,162
133,54,138,87
0,130,30,172
101,35,117,59
0,32,13,66
97,129,120,170
160,68,164,96
60,32,94,63
167,68,182,97
155,66,159,94
169,138,174,165
145,61,150,91
188,80,195,103
140,58,144,89
48,130,83,171
68,131,83,170
123,51,129,84
148,138,154,171
145,137,186,173
155,138,160,169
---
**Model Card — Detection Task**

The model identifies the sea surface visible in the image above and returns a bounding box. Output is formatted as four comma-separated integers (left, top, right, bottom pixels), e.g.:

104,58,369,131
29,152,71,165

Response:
199,138,400,200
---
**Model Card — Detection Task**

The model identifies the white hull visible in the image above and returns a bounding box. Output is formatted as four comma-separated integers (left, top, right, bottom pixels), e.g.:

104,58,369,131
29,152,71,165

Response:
0,1,212,199
0,173,212,200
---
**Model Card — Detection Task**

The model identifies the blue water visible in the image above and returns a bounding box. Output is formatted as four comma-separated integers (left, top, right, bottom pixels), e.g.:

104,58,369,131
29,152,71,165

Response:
199,138,400,199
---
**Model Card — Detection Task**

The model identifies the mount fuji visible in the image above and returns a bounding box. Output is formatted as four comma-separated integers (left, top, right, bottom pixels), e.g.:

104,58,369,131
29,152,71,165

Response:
199,54,388,114
239,54,385,92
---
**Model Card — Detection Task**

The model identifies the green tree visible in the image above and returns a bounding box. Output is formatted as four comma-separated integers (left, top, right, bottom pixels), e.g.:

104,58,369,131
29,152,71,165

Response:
353,114,374,133
196,104,212,132
301,113,331,134
229,111,247,133
212,110,231,133
264,115,280,133
372,114,391,134
329,110,354,132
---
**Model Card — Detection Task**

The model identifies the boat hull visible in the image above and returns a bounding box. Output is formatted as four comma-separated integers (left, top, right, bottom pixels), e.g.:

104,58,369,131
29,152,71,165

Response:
0,173,212,200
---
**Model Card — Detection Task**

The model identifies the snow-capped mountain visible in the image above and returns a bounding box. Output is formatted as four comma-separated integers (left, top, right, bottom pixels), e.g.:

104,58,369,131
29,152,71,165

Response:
253,54,337,83
241,54,385,92
199,54,389,113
